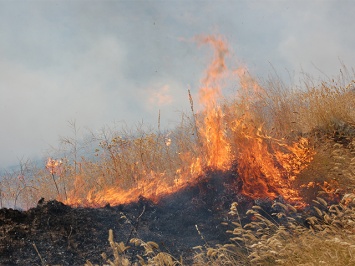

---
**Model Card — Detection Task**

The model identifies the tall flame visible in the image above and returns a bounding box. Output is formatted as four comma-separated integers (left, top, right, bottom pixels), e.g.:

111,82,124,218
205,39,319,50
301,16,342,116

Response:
62,35,315,208
195,36,315,206
197,36,231,170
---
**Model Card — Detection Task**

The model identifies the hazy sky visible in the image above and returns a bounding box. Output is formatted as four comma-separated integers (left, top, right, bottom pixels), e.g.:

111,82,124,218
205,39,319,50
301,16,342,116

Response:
1,0,354,169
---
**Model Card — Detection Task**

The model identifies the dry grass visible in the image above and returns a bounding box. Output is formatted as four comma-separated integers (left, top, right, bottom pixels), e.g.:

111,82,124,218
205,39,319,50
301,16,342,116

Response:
81,70,355,266
87,195,355,266
1,65,355,264
193,197,355,266
0,117,198,208
2,68,355,209
85,229,183,266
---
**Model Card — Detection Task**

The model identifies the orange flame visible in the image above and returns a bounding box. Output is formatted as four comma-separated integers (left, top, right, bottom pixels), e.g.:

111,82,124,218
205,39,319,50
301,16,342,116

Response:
46,158,63,175
62,35,315,208
64,163,204,207
234,124,314,205
197,35,231,171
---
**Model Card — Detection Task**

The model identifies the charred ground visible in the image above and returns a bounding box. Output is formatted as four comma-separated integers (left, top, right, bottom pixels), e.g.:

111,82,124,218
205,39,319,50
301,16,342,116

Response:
0,171,346,265
0,139,347,266
0,170,253,266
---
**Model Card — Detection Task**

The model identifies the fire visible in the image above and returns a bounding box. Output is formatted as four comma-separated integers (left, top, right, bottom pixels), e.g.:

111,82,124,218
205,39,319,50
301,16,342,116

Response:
234,123,314,205
195,36,315,206
46,158,63,175
61,35,315,208
197,36,232,171
65,166,203,207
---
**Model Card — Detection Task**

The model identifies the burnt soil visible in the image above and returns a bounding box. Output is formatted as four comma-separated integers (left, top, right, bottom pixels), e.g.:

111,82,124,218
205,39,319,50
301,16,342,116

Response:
0,170,255,266
1,130,348,265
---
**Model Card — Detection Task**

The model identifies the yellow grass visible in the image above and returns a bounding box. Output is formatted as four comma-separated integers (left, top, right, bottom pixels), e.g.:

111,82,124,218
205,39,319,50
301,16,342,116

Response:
1,67,355,265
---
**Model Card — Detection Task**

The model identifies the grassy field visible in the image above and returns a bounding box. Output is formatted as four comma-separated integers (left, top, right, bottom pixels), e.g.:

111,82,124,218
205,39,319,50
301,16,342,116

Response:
83,70,355,265
2,36,355,265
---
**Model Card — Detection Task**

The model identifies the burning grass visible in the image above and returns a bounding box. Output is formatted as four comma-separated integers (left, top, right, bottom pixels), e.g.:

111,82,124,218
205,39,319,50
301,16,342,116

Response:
55,36,354,209
2,36,354,210
1,35,355,265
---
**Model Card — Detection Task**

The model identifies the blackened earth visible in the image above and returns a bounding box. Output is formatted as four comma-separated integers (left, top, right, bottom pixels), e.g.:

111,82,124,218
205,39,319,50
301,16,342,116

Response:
0,170,250,265
0,168,332,266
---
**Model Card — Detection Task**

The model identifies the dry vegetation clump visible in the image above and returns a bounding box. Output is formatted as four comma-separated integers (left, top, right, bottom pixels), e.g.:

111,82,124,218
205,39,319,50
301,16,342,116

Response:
193,197,355,266
93,122,196,189
230,74,355,194
248,71,355,137
0,159,52,210
85,229,183,266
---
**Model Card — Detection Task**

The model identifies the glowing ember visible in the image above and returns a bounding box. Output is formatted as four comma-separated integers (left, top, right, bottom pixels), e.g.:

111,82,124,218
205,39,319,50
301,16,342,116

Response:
62,35,315,208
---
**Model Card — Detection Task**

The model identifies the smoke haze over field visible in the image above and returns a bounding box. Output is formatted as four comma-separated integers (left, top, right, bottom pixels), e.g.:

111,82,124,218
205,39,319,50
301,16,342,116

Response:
0,0,354,169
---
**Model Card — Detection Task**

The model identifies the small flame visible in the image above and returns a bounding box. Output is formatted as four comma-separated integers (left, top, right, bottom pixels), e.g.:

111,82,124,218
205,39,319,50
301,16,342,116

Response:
46,158,63,175
65,166,203,207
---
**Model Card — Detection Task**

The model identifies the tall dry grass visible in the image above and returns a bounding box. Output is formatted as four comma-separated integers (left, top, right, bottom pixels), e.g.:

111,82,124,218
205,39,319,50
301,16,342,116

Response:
87,196,355,266
193,196,355,266
1,68,355,265
1,69,355,209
